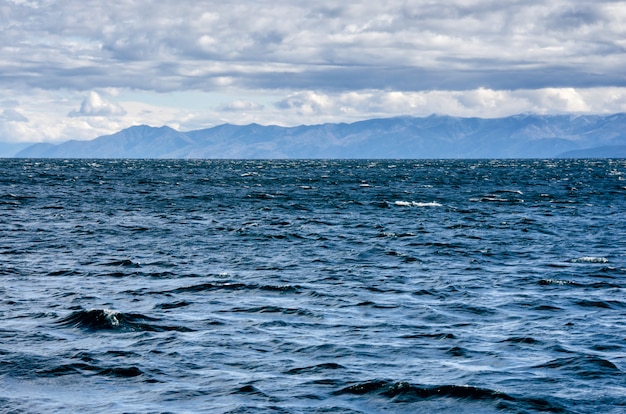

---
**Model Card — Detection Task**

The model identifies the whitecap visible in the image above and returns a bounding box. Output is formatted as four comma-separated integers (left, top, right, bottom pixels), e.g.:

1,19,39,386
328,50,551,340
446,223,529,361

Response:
102,309,121,326
394,201,442,207
571,256,609,264
413,201,443,207
495,189,524,195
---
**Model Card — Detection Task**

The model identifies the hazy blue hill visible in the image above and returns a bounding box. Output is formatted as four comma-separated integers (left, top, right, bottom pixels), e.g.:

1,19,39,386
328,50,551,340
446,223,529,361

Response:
9,142,55,158
17,125,194,158
557,145,626,158
0,142,32,158
14,114,626,159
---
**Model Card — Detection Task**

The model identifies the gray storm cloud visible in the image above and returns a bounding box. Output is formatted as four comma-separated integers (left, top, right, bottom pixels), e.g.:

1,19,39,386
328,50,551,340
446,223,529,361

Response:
1,0,624,93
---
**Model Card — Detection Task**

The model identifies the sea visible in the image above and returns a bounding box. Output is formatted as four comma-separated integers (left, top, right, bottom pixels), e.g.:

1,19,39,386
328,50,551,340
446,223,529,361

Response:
1,158,625,413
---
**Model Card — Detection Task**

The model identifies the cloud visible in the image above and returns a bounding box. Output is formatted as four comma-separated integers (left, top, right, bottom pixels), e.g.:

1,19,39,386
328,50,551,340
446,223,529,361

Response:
1,1,626,143
217,100,265,112
68,91,127,117
270,87,626,122
3,86,626,143
275,91,333,115
2,0,625,94
1,109,29,122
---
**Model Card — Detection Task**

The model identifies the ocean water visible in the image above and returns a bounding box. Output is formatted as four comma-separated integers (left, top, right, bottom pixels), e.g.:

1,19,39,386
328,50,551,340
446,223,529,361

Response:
1,158,625,413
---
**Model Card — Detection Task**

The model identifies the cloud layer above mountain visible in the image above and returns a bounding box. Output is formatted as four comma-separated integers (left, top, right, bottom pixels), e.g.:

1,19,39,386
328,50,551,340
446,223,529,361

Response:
2,0,626,142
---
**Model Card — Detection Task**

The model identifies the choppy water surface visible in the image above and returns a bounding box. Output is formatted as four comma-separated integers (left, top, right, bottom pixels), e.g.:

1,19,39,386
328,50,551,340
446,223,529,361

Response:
1,159,625,413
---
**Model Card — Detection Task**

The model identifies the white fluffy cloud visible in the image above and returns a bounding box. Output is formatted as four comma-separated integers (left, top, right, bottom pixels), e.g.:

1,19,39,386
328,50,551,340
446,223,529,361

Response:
217,100,265,112
1,0,626,142
68,91,127,117
268,88,626,124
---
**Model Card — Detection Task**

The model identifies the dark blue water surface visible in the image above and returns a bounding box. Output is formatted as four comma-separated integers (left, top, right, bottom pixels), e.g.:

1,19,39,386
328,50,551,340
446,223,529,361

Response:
1,159,625,413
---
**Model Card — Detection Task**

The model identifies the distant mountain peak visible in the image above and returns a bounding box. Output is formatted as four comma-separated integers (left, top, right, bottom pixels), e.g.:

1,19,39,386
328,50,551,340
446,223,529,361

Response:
15,114,626,159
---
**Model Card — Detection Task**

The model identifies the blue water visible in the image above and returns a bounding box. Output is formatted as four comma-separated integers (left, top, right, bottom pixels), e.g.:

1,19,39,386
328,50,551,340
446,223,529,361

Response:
1,159,625,413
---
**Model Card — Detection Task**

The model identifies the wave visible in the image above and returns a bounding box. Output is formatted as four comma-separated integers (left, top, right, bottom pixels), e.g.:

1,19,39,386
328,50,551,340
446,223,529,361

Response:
494,189,524,195
1,350,151,382
538,279,622,289
570,256,609,264
38,363,144,378
534,355,621,378
232,384,270,398
155,300,192,310
169,282,300,294
401,332,456,340
377,231,417,238
333,380,566,412
46,269,84,277
575,299,624,309
538,279,577,286
0,193,36,205
285,362,345,375
394,200,442,207
101,259,142,268
229,305,317,318
500,336,541,345
56,309,193,332
470,193,524,203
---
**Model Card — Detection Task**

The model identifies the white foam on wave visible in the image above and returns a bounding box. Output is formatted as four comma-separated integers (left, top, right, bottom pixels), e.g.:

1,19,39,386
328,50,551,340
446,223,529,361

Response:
394,201,442,207
102,309,121,326
571,256,609,264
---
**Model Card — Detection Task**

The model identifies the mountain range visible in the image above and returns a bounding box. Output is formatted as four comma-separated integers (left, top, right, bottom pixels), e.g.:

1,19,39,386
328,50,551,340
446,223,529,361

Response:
13,114,626,159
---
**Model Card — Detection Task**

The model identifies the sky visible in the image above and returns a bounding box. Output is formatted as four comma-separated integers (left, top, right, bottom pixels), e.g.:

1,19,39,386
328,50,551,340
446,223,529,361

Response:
2,0,626,143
